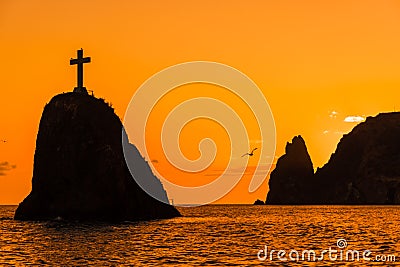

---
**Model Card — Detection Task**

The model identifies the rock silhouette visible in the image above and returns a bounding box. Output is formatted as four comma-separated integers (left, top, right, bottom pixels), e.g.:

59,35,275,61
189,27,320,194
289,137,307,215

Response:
14,93,180,221
266,135,315,204
253,199,264,205
266,113,400,204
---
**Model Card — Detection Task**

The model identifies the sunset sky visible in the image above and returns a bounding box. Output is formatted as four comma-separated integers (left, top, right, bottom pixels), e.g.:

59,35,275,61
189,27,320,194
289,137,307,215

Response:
1,1,400,204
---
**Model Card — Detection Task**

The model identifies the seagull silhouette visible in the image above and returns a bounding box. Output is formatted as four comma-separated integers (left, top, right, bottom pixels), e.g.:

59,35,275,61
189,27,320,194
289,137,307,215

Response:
242,147,258,157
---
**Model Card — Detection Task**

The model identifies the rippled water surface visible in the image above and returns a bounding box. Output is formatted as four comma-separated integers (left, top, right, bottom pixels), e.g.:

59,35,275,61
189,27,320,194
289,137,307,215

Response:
0,205,399,266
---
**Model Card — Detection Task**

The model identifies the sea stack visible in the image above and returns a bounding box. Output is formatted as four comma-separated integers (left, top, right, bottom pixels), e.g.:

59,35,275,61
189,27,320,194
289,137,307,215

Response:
14,93,180,221
266,135,315,204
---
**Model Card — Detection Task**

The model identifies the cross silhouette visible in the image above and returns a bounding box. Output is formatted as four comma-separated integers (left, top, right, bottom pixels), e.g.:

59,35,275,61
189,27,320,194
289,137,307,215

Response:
70,49,91,94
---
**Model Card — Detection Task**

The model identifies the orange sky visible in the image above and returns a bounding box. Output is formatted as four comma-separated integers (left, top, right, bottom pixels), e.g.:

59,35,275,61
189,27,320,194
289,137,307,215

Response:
1,0,400,204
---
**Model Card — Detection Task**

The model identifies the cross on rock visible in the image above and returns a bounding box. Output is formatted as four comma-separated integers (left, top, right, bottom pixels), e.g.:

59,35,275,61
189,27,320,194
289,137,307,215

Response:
70,49,91,94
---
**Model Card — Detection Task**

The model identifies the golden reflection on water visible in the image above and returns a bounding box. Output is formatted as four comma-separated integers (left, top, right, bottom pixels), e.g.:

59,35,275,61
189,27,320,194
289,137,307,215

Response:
0,205,399,266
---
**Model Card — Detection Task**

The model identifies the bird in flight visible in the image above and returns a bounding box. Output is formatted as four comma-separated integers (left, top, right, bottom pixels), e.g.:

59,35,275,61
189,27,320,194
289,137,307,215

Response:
242,147,258,157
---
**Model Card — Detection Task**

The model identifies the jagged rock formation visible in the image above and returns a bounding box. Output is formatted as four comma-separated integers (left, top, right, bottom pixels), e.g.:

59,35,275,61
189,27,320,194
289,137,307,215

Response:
266,113,400,204
266,136,315,204
15,93,180,221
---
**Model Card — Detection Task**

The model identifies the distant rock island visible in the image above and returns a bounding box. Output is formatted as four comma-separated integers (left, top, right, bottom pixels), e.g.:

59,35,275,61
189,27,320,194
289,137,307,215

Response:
15,93,180,221
253,199,265,205
266,113,400,204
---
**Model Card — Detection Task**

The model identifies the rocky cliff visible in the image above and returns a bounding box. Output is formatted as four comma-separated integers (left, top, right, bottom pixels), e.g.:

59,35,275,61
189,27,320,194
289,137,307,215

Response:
15,93,180,221
266,113,400,204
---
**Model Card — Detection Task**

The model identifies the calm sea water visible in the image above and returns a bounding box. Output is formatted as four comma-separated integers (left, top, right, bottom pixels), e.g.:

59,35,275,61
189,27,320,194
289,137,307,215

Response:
0,205,399,266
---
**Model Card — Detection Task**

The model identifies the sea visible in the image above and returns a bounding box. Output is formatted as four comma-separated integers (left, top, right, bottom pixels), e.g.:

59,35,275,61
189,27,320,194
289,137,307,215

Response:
0,205,399,266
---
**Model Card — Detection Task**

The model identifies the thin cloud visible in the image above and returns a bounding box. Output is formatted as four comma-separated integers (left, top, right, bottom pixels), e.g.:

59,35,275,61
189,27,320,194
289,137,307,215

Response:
323,130,345,135
0,161,16,176
204,164,273,177
329,111,338,119
344,116,365,123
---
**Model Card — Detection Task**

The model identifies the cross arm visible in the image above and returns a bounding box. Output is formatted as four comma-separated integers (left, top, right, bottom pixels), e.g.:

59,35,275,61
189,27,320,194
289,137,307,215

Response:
70,57,91,65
